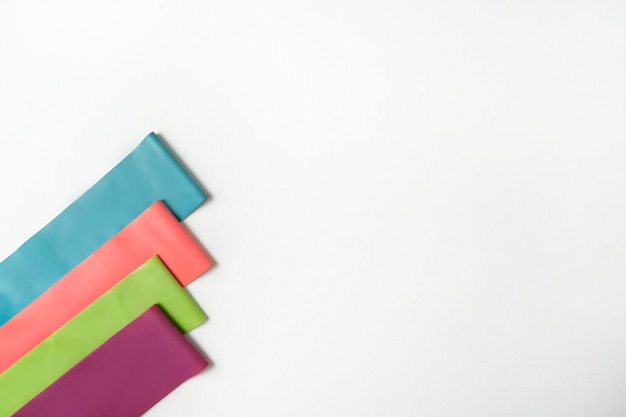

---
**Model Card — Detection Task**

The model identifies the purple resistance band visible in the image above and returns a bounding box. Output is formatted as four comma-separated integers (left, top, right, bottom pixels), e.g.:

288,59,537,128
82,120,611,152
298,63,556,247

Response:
13,305,210,417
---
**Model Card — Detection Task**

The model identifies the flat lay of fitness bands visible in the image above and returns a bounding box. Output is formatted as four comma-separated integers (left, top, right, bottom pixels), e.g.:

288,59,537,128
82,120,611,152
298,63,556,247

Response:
0,132,213,416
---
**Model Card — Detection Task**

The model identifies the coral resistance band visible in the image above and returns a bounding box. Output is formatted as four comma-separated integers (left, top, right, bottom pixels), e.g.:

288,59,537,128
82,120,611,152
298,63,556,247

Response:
0,200,213,374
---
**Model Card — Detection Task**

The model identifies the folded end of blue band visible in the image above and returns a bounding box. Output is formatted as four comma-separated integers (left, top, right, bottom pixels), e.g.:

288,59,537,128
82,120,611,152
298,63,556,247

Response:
140,132,208,220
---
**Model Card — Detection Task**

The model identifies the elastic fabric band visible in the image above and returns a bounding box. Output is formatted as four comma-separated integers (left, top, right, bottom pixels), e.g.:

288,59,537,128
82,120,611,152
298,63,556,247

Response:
0,256,207,416
0,200,213,374
14,305,210,417
0,132,207,324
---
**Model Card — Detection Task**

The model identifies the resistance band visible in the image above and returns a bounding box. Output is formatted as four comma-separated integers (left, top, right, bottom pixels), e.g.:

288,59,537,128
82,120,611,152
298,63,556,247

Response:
14,305,210,417
0,200,213,374
0,132,207,325
0,256,207,416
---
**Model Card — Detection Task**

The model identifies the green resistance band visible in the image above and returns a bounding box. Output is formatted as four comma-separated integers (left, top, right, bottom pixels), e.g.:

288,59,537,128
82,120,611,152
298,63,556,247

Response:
0,256,207,416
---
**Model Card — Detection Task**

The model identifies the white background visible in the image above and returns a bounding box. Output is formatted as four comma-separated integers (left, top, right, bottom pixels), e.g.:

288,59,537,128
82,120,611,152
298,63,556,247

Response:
1,1,626,416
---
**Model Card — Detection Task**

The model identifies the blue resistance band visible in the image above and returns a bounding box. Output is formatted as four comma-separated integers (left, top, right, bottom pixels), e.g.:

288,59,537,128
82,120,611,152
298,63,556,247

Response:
0,132,207,325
